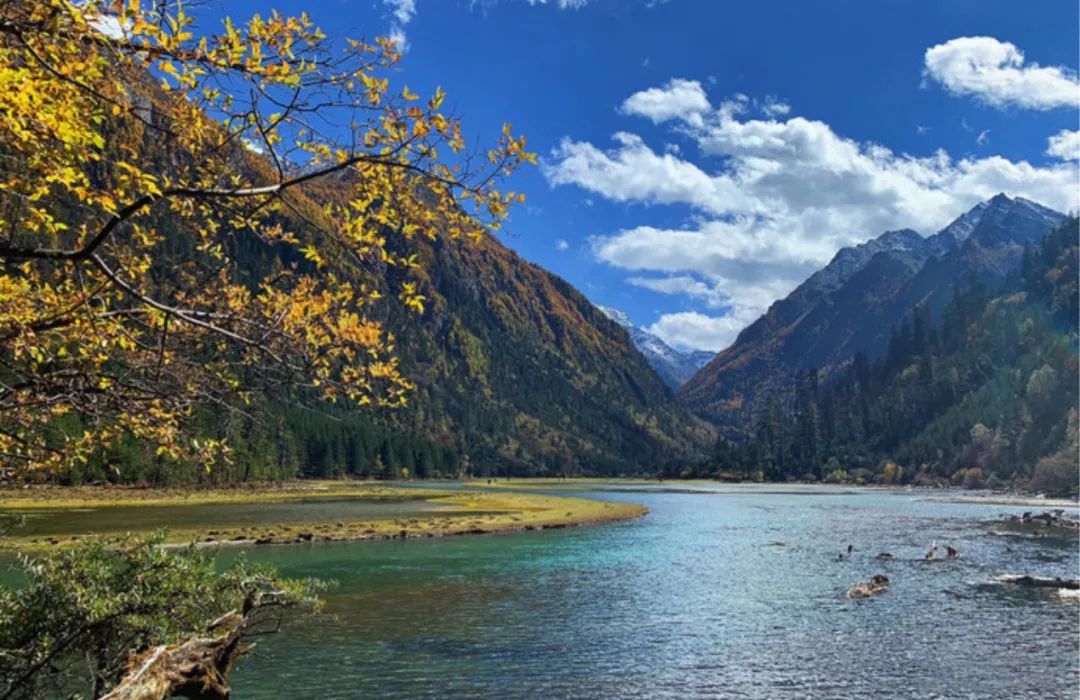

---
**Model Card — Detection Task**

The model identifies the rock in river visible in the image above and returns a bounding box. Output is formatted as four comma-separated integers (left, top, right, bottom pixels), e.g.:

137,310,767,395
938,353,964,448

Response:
847,574,890,599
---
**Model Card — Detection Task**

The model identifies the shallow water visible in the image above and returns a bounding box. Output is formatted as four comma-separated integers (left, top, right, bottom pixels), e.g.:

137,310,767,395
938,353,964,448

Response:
218,485,1079,699
2,497,443,538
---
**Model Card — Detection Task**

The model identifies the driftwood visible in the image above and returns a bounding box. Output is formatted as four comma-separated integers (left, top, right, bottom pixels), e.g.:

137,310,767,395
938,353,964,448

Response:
996,574,1080,590
847,574,890,599
100,591,268,700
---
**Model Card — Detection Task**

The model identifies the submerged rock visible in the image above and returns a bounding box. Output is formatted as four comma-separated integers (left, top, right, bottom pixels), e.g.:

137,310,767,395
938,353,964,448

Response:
996,574,1080,590
847,574,890,599
1004,510,1080,530
876,552,894,560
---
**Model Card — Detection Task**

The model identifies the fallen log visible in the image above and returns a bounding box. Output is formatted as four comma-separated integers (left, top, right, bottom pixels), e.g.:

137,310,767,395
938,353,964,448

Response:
996,574,1080,590
100,611,246,700
100,587,283,700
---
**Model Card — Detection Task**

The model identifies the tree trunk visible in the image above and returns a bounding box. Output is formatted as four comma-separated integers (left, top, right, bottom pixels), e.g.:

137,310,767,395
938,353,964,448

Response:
99,611,247,700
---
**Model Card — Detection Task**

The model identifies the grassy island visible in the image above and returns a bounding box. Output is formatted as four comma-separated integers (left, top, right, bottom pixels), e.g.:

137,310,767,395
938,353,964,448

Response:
0,482,647,552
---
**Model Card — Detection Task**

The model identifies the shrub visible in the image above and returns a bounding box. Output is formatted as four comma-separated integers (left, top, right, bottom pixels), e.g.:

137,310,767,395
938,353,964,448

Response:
962,467,985,489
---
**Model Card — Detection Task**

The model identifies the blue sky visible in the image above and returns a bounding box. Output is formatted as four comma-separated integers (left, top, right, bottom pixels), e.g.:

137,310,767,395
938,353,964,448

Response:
220,0,1078,350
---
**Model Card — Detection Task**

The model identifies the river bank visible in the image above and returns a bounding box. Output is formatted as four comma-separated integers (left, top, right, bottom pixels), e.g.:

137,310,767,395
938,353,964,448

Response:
0,482,647,552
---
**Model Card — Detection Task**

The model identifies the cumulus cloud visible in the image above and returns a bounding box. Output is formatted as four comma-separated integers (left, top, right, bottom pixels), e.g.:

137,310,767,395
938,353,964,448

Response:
647,312,749,352
543,77,1080,351
1047,129,1080,161
620,78,711,126
629,274,794,350
546,132,756,214
628,275,728,307
924,36,1080,110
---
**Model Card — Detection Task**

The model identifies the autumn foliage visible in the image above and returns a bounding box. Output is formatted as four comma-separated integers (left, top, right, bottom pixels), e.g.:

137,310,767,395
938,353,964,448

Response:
0,0,534,474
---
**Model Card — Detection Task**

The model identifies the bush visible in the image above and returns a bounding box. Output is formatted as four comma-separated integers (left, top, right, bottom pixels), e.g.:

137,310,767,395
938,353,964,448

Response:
962,467,985,489
881,460,904,485
850,468,874,485
0,533,323,699
1031,450,1080,497
1030,409,1079,497
824,468,847,484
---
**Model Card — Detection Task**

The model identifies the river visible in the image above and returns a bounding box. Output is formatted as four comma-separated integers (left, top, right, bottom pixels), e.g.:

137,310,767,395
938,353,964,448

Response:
214,484,1079,698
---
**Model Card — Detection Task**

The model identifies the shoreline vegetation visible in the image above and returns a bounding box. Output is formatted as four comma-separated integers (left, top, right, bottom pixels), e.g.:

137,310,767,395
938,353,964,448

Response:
0,481,647,553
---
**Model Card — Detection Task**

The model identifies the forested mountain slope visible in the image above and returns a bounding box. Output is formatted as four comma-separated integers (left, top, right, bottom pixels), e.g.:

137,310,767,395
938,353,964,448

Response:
680,195,1066,433
684,218,1079,495
48,100,709,483
363,231,713,477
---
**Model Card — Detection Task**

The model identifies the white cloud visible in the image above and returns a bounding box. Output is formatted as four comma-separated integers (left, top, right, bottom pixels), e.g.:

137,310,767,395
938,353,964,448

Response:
383,0,417,24
620,78,711,126
525,0,591,7
87,13,127,40
629,274,793,350
545,132,756,214
647,312,747,352
554,238,570,251
241,138,266,155
632,271,800,352
1047,129,1080,161
382,0,416,51
544,78,1080,351
761,96,791,117
924,36,1080,110
976,129,991,146
629,275,728,307
387,25,409,52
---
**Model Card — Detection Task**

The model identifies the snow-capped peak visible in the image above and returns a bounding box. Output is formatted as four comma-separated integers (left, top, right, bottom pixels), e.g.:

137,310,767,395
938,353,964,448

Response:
599,306,634,329
599,306,713,389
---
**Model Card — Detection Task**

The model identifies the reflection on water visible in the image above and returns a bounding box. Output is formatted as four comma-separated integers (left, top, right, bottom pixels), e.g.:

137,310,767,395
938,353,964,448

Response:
223,486,1079,699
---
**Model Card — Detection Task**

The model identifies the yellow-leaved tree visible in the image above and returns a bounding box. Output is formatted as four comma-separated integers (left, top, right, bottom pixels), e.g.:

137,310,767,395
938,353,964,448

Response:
0,0,534,475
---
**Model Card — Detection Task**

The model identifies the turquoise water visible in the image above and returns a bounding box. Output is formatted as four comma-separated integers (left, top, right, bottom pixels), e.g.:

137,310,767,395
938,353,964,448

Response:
221,485,1079,698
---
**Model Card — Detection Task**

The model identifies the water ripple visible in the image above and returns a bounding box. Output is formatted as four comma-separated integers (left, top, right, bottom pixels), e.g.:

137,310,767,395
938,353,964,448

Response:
230,487,1079,699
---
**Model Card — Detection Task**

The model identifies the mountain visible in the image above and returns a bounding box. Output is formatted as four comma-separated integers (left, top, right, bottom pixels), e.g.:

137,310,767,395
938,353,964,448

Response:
83,201,714,482
680,194,1067,432
686,217,1079,495
363,233,713,476
598,307,714,389
182,212,716,481
41,71,712,484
